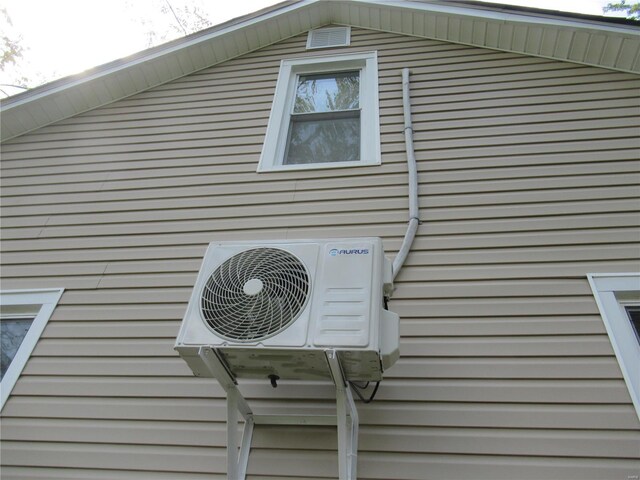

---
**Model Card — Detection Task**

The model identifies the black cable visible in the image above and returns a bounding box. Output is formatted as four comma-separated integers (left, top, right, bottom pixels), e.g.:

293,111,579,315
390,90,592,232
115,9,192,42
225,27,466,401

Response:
351,381,369,389
349,381,380,404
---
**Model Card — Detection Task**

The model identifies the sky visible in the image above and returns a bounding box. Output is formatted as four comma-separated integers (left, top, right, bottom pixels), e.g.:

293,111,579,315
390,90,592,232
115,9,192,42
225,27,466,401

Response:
0,0,626,98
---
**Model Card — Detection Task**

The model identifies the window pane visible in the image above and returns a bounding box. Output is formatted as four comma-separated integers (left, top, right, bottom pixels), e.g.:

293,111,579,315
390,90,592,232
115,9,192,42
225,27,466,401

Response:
284,116,360,165
626,307,640,344
1,318,34,380
293,71,359,113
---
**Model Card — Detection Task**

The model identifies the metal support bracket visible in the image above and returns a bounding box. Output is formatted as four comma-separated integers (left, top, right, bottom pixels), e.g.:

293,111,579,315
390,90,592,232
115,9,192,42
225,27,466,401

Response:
326,349,359,480
197,346,360,480
198,347,254,480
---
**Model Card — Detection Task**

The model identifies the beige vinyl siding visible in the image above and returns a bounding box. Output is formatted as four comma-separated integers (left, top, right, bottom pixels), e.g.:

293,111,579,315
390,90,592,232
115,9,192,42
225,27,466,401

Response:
1,27,640,479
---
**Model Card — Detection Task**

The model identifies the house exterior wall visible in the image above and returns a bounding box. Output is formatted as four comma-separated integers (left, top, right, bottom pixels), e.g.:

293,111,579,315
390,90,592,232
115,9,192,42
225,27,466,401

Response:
1,27,639,479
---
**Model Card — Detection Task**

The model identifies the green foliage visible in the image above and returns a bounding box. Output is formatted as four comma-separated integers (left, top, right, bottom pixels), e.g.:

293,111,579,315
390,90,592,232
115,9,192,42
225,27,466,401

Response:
604,1,640,20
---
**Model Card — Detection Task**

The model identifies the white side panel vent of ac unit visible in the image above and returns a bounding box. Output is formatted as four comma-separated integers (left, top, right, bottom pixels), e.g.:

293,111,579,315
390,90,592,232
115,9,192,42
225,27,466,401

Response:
175,238,399,382
306,26,351,49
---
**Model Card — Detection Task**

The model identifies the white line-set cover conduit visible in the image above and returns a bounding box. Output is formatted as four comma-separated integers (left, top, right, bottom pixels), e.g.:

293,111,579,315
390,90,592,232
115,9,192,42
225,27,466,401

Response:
392,68,420,280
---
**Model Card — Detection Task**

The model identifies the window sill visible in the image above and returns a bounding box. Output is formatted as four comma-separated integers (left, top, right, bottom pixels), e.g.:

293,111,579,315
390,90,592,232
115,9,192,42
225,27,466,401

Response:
257,158,381,173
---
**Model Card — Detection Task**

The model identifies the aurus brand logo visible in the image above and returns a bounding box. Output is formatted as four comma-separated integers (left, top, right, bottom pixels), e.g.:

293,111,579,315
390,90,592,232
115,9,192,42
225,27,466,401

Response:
329,248,370,256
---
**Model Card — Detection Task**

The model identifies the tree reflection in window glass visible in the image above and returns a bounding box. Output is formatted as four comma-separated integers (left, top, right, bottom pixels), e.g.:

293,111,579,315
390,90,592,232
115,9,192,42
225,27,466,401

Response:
1,318,33,379
293,71,359,113
285,116,359,164
286,71,361,164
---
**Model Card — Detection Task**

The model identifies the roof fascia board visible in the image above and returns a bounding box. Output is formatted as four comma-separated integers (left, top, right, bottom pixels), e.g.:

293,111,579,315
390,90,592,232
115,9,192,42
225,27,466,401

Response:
1,0,320,112
361,0,640,35
331,1,640,75
8,0,629,113
3,0,638,112
2,0,639,142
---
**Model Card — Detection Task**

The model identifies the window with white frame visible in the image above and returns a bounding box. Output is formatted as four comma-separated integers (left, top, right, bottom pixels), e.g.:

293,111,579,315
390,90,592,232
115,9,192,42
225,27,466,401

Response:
0,288,64,410
258,51,380,172
588,273,640,420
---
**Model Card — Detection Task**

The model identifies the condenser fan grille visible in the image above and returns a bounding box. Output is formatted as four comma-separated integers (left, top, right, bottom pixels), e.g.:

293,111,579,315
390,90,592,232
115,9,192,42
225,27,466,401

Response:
200,248,310,341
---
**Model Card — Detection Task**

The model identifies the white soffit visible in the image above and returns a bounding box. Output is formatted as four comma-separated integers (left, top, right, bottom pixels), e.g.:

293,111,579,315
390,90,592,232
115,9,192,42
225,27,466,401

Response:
1,0,638,142
344,1,640,72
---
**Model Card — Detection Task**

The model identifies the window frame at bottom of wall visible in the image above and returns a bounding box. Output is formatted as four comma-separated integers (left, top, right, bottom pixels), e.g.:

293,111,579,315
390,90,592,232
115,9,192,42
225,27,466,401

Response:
1,288,64,411
587,273,640,421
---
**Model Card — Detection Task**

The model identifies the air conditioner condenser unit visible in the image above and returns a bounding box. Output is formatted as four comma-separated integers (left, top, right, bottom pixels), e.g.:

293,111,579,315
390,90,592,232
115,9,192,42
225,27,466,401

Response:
175,237,399,382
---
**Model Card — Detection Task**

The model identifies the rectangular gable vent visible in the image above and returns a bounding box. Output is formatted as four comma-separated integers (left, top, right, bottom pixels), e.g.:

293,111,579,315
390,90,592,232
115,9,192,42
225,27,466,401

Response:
307,27,351,50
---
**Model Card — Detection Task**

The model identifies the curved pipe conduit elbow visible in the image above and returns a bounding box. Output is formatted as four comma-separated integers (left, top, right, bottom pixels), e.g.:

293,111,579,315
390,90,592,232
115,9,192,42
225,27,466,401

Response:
392,68,420,281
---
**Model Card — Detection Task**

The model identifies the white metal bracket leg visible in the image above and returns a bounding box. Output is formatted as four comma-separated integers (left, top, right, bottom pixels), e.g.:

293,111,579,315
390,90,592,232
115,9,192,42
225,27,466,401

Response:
198,347,360,480
326,349,359,480
198,347,254,480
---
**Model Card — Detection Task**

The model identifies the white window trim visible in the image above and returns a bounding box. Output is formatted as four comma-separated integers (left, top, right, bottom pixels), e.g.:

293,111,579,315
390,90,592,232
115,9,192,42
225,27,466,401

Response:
258,51,381,172
1,288,64,411
587,273,640,421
